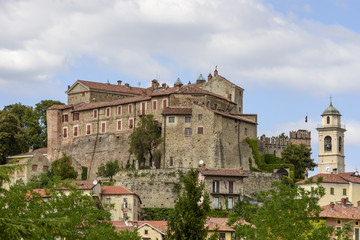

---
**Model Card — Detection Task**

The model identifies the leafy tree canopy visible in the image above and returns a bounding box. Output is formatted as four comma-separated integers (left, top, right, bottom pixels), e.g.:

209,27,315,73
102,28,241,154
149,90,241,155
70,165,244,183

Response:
96,160,120,181
167,169,217,240
0,111,28,163
281,144,317,179
52,153,78,180
230,181,333,240
129,114,162,167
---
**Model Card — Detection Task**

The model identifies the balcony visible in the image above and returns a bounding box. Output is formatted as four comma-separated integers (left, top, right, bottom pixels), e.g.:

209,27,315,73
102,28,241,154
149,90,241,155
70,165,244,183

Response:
317,124,346,129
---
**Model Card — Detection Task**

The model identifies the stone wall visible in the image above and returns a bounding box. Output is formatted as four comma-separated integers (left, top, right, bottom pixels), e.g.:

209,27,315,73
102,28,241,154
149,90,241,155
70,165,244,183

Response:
243,171,282,197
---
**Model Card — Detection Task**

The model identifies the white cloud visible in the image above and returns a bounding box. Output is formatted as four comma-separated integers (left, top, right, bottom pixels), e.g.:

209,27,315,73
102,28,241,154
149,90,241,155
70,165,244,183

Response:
343,120,360,147
1,0,360,96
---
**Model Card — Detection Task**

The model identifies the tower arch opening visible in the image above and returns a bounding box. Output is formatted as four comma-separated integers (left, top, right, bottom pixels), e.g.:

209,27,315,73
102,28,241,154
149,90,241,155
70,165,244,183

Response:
324,136,332,151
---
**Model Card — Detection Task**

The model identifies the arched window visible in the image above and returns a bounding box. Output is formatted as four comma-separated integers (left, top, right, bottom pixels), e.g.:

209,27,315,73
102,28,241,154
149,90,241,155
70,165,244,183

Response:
324,136,332,151
327,116,330,124
339,136,342,152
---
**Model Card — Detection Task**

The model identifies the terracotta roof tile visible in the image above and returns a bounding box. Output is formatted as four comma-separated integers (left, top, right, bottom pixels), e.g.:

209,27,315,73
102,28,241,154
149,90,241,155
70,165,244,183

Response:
198,168,246,177
320,204,360,219
8,147,47,158
162,107,192,115
338,172,360,184
102,186,134,195
296,173,352,184
48,104,72,110
78,80,144,95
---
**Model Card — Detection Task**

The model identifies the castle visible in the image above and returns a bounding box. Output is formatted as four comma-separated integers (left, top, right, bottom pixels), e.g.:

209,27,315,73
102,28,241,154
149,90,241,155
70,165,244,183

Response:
47,69,258,178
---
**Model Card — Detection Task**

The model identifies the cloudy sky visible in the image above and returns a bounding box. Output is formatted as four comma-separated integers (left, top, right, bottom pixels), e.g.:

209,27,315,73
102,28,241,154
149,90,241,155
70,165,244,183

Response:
1,0,359,175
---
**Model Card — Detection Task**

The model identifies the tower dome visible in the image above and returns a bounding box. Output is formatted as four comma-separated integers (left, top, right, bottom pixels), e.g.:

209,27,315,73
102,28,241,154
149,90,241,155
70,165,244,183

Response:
322,102,341,116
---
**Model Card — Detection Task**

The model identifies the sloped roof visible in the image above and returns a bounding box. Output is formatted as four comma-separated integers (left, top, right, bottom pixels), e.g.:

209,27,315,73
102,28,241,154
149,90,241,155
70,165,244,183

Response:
320,204,360,219
162,107,192,115
8,147,48,158
206,74,244,91
47,104,73,110
197,105,257,124
198,168,246,177
74,80,145,95
102,186,134,195
296,173,359,185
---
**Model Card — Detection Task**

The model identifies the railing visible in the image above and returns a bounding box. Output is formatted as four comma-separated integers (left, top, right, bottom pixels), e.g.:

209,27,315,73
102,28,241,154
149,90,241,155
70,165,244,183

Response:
317,124,346,129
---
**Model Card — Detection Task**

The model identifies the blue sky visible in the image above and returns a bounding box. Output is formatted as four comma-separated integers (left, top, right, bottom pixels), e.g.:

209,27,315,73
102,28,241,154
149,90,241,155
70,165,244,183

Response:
1,0,359,175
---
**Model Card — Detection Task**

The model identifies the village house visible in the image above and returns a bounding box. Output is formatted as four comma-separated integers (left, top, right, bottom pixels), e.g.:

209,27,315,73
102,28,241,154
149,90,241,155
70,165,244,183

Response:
47,69,258,178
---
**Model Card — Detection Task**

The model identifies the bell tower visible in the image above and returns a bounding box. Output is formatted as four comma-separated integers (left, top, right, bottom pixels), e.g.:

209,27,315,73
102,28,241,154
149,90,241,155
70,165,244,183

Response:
317,100,346,174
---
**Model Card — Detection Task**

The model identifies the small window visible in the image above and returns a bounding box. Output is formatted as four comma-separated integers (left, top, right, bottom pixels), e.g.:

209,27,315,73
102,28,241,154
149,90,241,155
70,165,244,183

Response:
117,106,122,115
73,112,79,121
86,124,91,135
43,166,49,172
238,106,242,113
198,114,202,120
152,101,157,110
62,114,68,122
214,197,219,209
106,107,111,117
336,226,341,231
105,197,111,204
327,116,330,124
185,116,191,123
234,125,237,133
82,92,85,97
117,120,122,131
32,165,38,172
219,233,226,240
229,181,234,193
228,197,233,210
213,181,219,193
330,187,334,195
245,128,248,136
73,126,78,137
170,157,174,166
343,188,347,196
123,213,128,221
145,230,148,235
337,220,341,224
163,99,167,108
214,104,218,110
63,128,68,138
129,119,134,129
128,104,132,114
207,101,210,108
193,100,198,104
93,109,98,118
101,122,106,133
356,221,359,226
185,128,191,136
324,136,332,151
169,116,175,123
198,127,203,134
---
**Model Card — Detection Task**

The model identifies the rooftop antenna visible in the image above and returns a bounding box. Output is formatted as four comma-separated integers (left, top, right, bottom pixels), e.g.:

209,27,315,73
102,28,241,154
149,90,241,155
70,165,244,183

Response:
137,82,141,87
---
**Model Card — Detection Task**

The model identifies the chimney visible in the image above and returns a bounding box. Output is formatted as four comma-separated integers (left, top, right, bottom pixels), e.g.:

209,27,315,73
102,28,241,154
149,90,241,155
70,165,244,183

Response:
152,79,159,90
133,221,138,227
124,83,130,88
330,202,335,209
117,80,122,86
208,73,213,81
214,66,218,77
341,198,347,206
162,83,167,89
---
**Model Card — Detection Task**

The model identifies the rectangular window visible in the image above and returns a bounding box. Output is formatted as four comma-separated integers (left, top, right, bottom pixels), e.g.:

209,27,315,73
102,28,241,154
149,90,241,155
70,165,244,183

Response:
185,116,191,122
198,127,203,134
343,188,347,196
141,102,146,115
170,157,174,166
117,106,122,115
129,119,134,129
145,230,148,235
73,126,78,137
128,104,132,114
101,122,106,133
106,107,110,117
86,124,91,135
43,166,49,172
219,233,226,240
198,114,202,120
82,92,85,97
214,197,219,209
123,213,128,221
213,181,219,193
93,109,98,118
106,197,111,204
32,165,37,172
63,128,68,138
229,181,234,193
117,120,122,131
62,114,68,122
152,101,157,110
336,226,341,231
245,128,248,136
123,198,128,208
330,187,334,195
73,112,79,121
355,228,359,240
185,128,191,136
169,116,175,123
163,99,167,108
234,125,237,133
228,197,233,210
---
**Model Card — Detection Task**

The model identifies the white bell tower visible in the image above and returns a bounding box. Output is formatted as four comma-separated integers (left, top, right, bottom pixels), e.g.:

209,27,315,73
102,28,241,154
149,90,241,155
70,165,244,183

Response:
317,100,346,174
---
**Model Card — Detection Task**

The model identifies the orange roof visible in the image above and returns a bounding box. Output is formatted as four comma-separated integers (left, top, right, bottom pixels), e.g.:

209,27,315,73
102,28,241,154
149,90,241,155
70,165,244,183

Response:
77,80,145,95
320,204,360,219
8,147,48,158
206,218,234,232
198,168,246,177
296,173,358,184
48,104,73,110
102,186,134,195
162,107,192,115
112,221,167,233
27,189,51,198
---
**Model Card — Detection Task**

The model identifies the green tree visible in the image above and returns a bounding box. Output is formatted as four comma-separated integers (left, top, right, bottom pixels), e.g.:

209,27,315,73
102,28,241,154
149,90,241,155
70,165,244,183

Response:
281,144,317,179
96,160,120,181
117,229,142,240
231,181,333,240
166,169,216,240
129,115,162,167
0,111,28,163
52,153,78,180
35,100,64,147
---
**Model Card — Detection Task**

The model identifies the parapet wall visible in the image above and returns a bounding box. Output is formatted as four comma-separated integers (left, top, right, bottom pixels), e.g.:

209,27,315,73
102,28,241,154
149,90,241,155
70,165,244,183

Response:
243,171,282,197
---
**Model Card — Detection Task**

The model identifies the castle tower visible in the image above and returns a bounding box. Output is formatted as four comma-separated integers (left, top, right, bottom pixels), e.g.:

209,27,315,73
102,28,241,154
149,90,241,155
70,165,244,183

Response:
317,101,346,174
